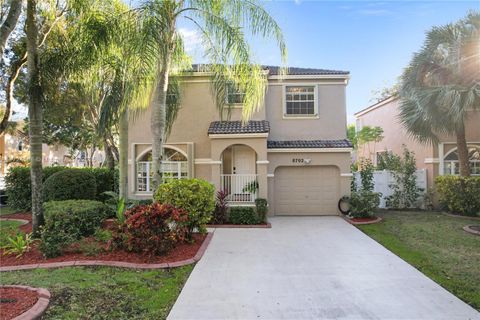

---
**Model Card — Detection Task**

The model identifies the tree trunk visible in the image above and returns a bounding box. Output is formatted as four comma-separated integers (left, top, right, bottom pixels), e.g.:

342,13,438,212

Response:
151,52,172,190
118,108,128,199
26,0,44,236
0,0,22,57
456,125,470,177
104,139,115,170
0,56,26,134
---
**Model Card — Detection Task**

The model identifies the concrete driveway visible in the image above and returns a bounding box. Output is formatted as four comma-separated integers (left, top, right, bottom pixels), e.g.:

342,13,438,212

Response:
168,217,480,320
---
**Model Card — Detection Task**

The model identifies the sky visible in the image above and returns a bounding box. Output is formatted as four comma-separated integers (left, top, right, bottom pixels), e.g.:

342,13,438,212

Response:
176,0,479,123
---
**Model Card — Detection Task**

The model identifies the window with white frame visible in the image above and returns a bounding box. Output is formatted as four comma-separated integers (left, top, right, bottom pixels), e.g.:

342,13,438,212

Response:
284,86,317,116
136,147,188,192
443,145,480,176
226,83,245,104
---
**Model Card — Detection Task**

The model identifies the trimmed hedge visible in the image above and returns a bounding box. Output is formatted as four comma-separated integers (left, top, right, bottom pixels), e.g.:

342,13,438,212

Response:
5,166,116,210
5,166,66,211
229,207,259,225
435,176,480,217
39,200,110,257
44,169,97,202
155,178,215,237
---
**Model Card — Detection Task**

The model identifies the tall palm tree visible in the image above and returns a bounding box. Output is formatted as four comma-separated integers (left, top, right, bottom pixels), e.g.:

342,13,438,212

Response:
25,0,43,235
138,0,287,189
399,12,480,176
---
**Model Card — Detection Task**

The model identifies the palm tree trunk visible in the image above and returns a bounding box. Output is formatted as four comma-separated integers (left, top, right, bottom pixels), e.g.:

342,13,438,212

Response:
151,52,172,190
118,108,128,199
104,139,115,170
0,0,22,56
456,125,470,177
26,0,44,236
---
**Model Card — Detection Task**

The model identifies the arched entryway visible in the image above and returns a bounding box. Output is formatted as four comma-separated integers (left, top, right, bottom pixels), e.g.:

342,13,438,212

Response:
220,144,258,202
136,147,188,192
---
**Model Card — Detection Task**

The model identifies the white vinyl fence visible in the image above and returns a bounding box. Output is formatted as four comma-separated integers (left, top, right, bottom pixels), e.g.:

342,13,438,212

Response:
353,169,427,208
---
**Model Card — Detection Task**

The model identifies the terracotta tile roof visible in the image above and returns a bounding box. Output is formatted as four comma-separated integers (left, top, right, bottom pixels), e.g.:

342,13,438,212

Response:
208,121,270,135
267,139,353,149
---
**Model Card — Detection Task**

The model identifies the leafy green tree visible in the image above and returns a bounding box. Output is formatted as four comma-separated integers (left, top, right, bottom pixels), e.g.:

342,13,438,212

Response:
139,0,288,189
399,12,480,176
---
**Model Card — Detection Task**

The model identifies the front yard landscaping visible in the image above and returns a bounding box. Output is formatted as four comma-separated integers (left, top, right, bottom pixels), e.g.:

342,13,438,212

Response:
357,210,480,311
0,266,193,319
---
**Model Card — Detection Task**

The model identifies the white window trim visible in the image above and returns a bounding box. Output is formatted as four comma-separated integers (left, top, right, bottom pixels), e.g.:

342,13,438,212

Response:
440,144,480,176
282,84,319,119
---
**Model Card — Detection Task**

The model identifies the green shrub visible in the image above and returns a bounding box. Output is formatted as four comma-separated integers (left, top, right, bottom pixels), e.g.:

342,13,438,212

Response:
44,169,97,202
229,207,259,225
154,179,215,237
349,191,381,218
5,166,66,211
5,166,116,210
39,200,110,257
255,198,268,223
83,168,116,201
435,176,480,216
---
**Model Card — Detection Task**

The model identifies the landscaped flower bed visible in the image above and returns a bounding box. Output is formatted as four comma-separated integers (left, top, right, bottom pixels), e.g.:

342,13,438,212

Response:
0,286,38,320
0,285,50,320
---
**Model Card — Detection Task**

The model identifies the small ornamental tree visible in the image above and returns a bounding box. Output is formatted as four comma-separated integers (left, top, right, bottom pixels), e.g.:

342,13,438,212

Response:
386,147,422,209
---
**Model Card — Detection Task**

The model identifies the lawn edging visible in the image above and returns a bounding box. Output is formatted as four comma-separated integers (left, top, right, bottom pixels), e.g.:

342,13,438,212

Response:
442,212,480,220
208,222,271,229
344,217,382,225
0,218,30,226
0,233,213,272
463,225,480,236
1,285,51,320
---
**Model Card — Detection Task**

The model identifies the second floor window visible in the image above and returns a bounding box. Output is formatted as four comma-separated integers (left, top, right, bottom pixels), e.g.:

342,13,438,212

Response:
285,86,317,116
226,83,245,104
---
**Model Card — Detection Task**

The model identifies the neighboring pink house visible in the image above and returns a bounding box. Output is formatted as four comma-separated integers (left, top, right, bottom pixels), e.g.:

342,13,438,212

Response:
354,96,480,188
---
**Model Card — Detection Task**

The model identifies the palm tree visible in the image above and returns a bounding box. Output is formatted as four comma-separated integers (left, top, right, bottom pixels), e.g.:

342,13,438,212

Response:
25,0,44,235
138,0,287,189
399,12,480,176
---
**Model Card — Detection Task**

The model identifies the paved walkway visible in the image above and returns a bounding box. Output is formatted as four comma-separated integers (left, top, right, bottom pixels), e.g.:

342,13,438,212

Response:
168,217,480,320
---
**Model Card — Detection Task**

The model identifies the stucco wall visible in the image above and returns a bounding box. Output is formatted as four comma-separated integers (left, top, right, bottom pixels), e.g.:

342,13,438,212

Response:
266,79,348,141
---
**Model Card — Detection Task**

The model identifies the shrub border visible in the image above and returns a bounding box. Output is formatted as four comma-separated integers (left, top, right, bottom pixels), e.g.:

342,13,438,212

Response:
0,233,213,272
344,216,383,225
463,225,480,236
1,285,51,320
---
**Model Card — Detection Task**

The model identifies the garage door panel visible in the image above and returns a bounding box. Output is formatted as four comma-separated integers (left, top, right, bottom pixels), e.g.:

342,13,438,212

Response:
274,166,340,215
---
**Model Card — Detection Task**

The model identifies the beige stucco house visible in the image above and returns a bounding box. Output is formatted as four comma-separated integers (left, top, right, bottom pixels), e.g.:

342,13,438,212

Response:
128,65,353,216
355,96,480,188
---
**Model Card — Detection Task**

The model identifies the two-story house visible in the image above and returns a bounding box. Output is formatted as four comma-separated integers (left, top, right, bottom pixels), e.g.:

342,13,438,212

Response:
128,65,352,216
355,96,480,188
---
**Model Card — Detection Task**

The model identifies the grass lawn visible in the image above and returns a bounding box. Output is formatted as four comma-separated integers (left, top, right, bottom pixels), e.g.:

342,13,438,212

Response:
0,206,19,215
357,210,480,311
0,266,193,319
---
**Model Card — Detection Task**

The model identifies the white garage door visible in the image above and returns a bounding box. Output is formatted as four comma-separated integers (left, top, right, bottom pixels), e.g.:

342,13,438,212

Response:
274,166,340,215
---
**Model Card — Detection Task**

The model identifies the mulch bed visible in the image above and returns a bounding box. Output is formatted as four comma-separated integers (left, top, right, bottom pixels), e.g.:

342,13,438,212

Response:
0,286,38,320
1,213,32,233
346,216,382,225
0,233,206,267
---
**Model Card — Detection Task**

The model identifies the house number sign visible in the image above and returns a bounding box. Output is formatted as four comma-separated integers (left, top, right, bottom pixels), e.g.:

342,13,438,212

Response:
292,158,311,164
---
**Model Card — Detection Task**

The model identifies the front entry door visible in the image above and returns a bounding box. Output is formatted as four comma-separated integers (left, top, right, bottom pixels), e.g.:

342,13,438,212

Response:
232,145,256,174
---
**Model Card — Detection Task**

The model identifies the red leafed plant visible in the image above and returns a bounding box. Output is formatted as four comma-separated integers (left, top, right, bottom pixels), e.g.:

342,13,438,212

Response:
115,203,189,256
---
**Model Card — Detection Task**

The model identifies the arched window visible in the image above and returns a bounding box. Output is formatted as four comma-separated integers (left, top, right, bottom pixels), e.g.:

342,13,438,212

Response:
443,145,480,176
136,147,188,192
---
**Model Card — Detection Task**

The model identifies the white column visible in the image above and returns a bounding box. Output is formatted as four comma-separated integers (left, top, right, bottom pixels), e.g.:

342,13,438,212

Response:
438,143,444,175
